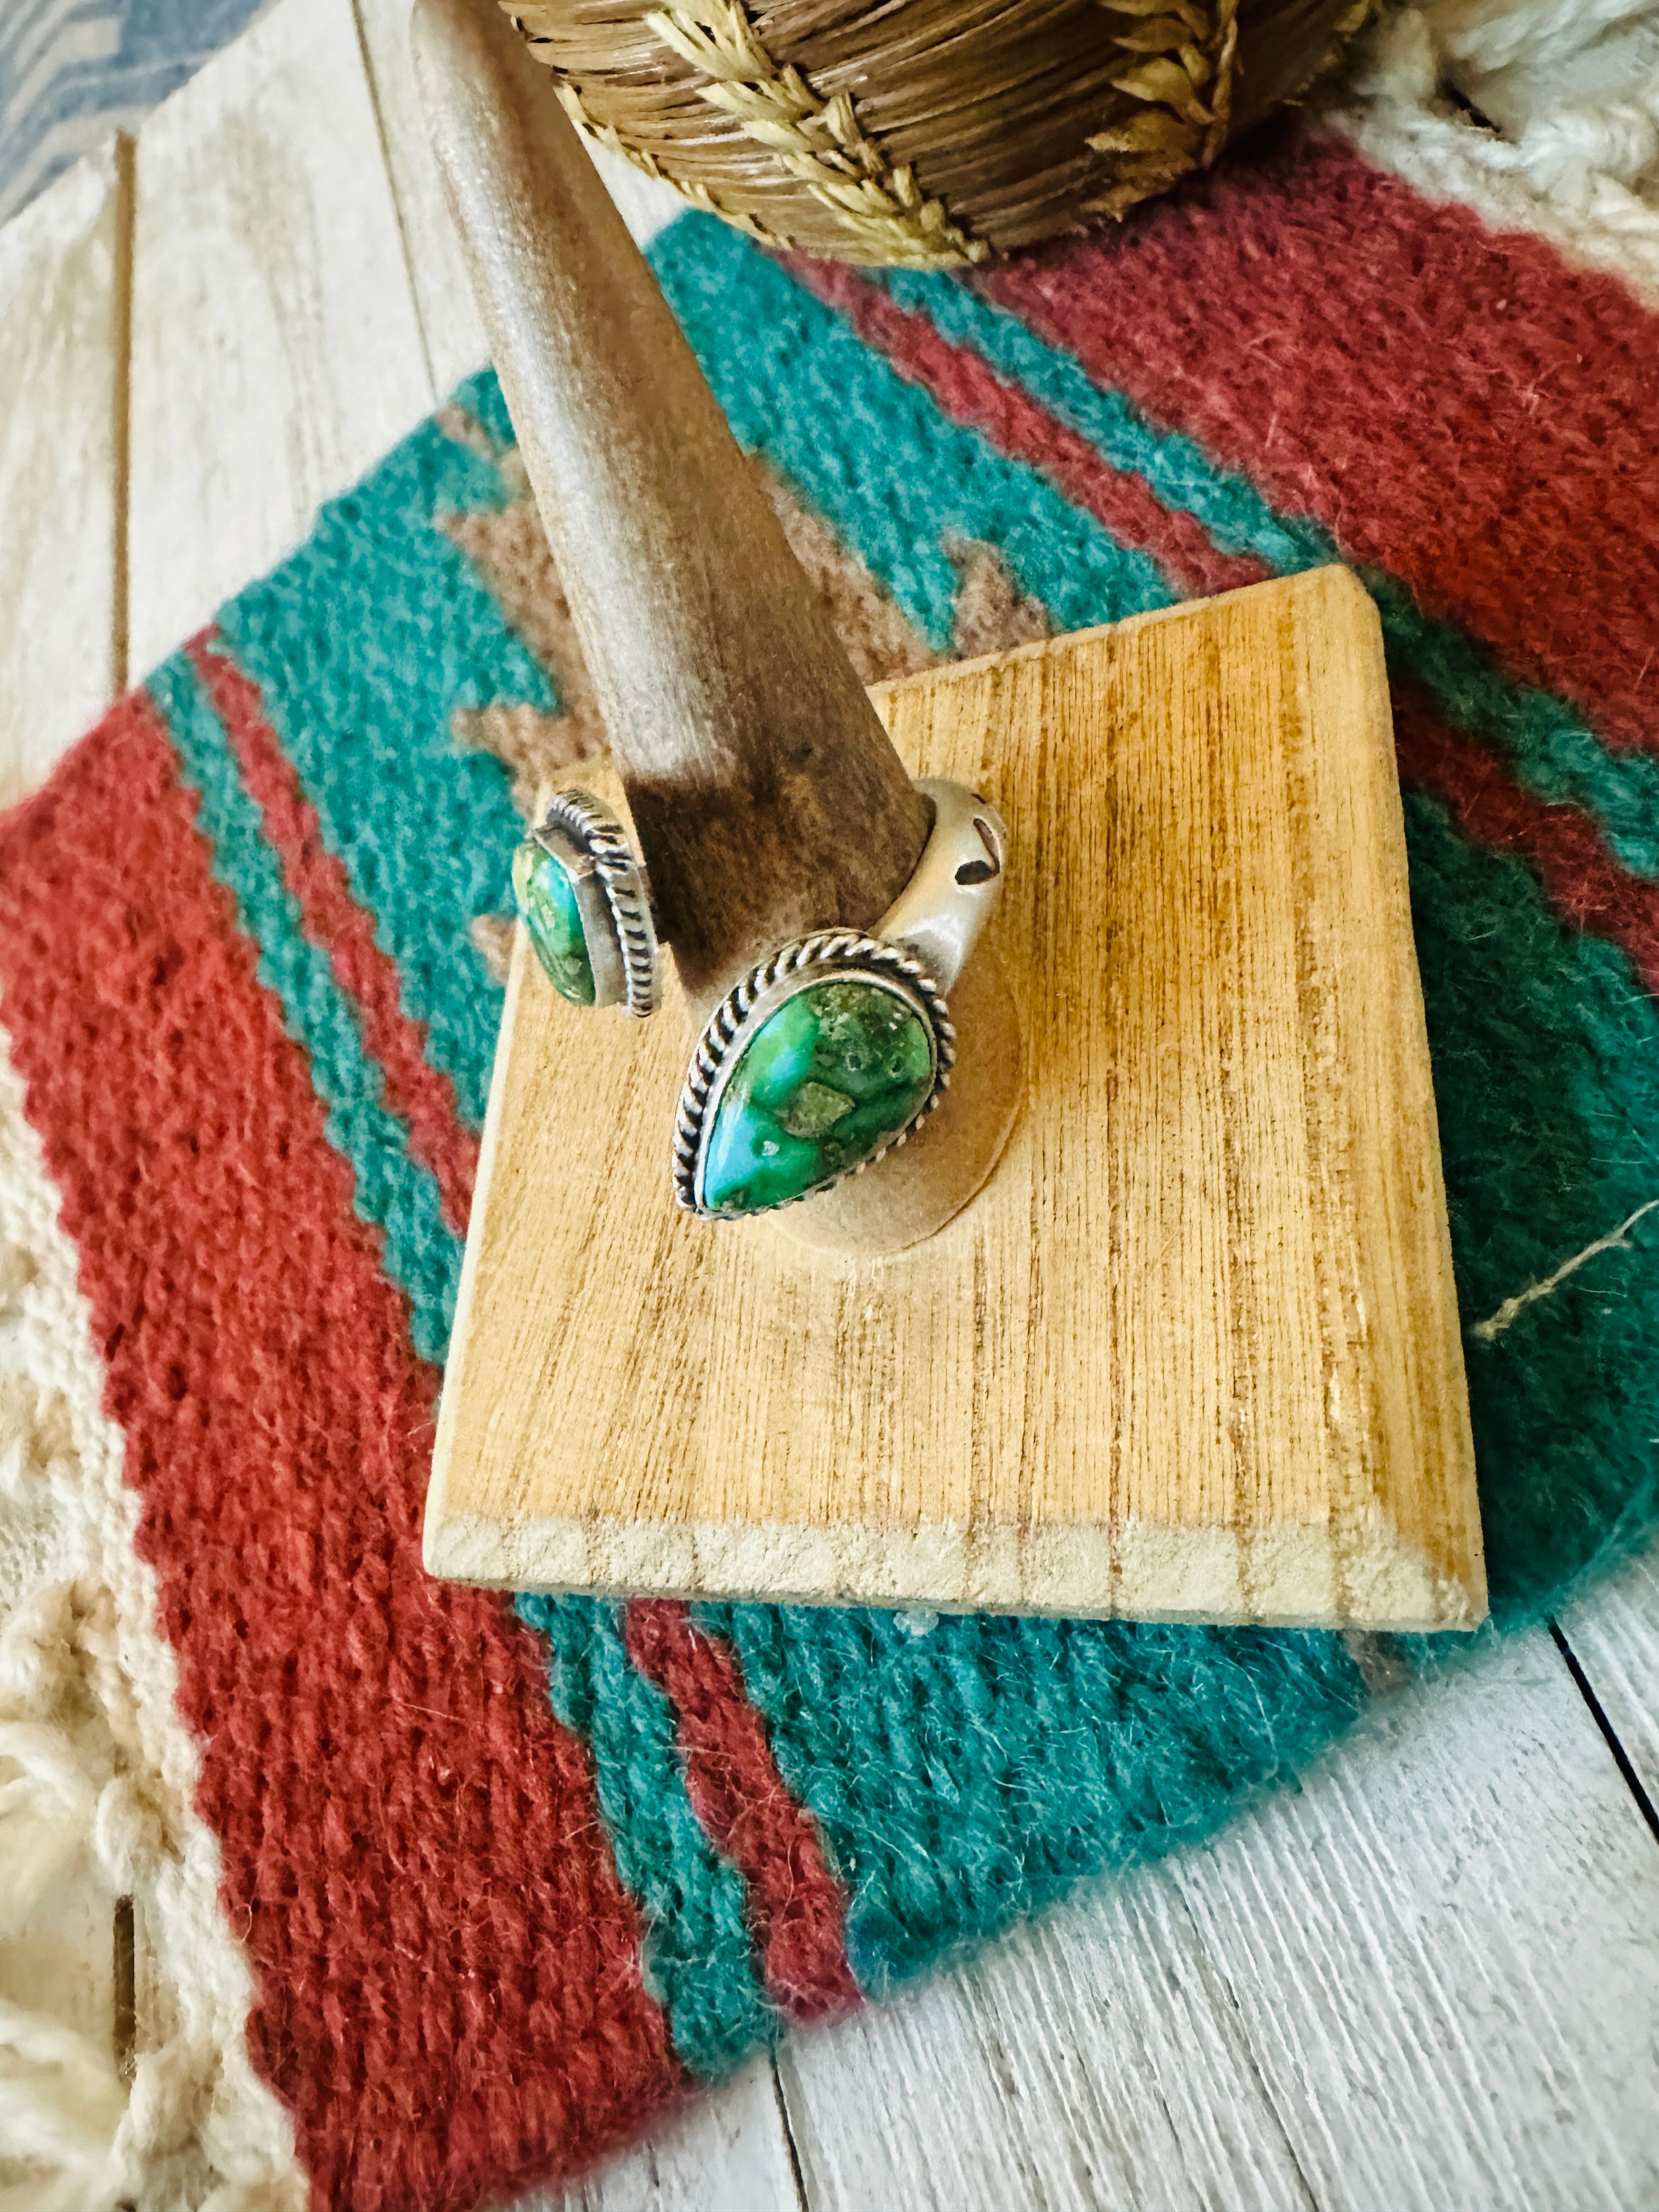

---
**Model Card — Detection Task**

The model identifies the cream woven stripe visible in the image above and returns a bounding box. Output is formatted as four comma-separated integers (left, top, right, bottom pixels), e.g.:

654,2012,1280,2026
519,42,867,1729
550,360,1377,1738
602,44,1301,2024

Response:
1335,4,1659,311
0,1025,307,2212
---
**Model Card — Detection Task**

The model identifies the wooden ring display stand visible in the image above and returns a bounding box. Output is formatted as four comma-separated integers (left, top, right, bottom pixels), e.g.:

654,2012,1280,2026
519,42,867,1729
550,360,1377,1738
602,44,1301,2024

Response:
414,0,1485,1632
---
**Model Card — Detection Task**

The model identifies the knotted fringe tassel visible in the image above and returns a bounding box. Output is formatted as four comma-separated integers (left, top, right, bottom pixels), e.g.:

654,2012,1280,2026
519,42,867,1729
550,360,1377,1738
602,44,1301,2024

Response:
1336,0,1659,303
0,1032,305,2212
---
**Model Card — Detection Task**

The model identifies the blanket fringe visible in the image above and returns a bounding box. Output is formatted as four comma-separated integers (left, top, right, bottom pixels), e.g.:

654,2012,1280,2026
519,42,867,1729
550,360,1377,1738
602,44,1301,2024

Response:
0,1034,306,2212
1334,2,1659,300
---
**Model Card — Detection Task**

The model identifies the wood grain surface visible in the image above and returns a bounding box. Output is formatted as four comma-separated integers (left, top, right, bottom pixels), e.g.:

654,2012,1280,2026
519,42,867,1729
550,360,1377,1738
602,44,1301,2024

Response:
764,1626,1659,2212
352,0,487,394
0,150,124,806
1167,1627,1659,2211
428,565,1483,1628
127,0,435,675
3,2,1656,2204
1559,1542,1659,1810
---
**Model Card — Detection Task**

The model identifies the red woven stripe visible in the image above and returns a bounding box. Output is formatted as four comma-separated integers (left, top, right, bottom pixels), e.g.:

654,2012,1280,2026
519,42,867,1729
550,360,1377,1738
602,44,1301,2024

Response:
1394,684,1659,997
787,254,1266,602
188,632,480,1235
0,695,682,2212
624,1599,860,2023
983,136,1659,755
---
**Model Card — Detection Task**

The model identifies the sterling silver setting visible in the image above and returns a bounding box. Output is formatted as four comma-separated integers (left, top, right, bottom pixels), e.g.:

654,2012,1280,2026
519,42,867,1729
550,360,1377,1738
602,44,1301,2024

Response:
529,788,661,1017
672,933,955,1216
673,778,1007,1217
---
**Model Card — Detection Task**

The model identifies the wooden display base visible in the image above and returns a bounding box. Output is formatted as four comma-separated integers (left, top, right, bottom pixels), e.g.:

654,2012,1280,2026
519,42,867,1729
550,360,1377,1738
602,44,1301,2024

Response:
426,568,1485,1629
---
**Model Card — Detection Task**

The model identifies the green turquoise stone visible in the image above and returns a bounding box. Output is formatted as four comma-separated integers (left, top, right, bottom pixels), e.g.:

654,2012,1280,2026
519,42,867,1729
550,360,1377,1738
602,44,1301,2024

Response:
514,838,595,1005
701,978,936,1215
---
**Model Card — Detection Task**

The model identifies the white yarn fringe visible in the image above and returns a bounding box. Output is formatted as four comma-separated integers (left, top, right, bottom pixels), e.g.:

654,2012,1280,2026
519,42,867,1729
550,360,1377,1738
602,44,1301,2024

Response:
0,1030,306,2212
1330,1,1659,303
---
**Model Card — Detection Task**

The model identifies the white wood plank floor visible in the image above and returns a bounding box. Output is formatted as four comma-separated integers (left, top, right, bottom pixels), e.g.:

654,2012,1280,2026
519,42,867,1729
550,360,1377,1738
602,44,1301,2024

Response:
1,1,1656,2204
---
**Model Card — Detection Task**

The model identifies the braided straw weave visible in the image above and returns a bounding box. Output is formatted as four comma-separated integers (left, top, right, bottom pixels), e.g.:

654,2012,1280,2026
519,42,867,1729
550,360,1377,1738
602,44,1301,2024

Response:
505,0,1372,265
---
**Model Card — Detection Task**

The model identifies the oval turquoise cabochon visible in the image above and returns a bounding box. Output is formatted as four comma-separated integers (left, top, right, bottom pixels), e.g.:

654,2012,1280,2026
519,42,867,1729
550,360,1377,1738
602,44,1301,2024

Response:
701,977,936,1215
513,838,596,1006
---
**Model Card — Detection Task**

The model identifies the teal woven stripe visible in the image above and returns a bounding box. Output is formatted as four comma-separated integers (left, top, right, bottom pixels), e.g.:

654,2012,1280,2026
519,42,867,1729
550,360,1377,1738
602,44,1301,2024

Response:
865,257,1659,876
1401,791,1659,1615
1371,578,1659,880
874,264,1333,575
694,1605,1365,1997
213,414,554,1131
514,1595,777,2076
648,217,1177,651
146,652,461,1365
690,796,1659,2000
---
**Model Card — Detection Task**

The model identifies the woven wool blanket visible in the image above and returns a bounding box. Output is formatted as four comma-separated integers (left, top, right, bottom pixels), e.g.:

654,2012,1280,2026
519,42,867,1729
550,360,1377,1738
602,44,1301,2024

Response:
2,91,1658,2212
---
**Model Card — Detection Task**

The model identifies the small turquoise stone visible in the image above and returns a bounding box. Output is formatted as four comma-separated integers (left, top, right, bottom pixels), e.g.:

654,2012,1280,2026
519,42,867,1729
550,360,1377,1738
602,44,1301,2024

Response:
514,838,595,1005
701,978,935,1215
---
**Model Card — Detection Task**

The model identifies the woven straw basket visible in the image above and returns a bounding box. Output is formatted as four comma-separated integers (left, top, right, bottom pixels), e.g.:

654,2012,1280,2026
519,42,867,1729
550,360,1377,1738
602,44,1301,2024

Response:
503,0,1372,266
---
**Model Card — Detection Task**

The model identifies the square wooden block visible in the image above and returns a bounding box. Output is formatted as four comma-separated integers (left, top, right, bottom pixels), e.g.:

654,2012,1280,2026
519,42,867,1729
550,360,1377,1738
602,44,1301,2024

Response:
426,567,1485,1629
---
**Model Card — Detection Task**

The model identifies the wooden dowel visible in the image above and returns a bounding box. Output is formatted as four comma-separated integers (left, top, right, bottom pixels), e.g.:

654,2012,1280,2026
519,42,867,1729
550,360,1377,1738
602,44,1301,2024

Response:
411,0,932,1010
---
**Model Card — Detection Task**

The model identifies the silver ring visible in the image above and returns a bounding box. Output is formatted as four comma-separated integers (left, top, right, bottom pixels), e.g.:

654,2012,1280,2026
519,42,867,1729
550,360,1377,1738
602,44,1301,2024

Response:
673,778,1007,1218
513,789,661,1018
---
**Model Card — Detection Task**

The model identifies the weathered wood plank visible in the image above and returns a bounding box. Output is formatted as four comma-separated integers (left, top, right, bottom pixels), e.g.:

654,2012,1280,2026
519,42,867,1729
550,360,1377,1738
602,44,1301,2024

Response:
778,1868,1313,2210
1559,1533,1659,1813
778,1629,1659,2211
1174,1628,1659,2209
0,150,122,806
127,0,434,677
352,0,486,394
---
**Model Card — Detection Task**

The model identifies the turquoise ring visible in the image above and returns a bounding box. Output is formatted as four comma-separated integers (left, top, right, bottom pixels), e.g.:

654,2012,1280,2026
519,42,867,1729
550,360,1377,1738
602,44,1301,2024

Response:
673,779,1007,1219
512,789,660,1018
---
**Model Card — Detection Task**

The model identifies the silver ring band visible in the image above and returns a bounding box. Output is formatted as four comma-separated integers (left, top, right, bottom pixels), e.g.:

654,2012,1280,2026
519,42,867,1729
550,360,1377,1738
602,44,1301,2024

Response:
515,789,661,1018
878,777,1007,994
